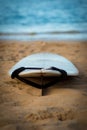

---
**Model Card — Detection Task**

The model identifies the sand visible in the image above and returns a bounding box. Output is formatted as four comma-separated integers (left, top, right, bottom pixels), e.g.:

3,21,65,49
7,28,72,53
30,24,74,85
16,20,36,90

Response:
0,40,87,130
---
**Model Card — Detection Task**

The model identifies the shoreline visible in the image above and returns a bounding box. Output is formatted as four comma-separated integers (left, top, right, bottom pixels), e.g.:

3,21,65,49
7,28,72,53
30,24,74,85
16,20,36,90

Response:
0,39,87,44
0,32,87,41
0,40,87,130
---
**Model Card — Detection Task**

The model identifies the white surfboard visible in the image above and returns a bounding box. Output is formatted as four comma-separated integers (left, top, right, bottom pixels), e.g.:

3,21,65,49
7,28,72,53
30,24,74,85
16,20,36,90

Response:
9,53,79,77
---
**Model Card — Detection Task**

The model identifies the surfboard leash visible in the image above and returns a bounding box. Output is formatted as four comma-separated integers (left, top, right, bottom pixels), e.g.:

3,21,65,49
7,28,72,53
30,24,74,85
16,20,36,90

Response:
11,67,67,92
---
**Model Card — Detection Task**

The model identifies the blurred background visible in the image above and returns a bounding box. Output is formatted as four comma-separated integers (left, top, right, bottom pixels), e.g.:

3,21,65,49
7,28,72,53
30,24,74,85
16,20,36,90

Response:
0,0,87,41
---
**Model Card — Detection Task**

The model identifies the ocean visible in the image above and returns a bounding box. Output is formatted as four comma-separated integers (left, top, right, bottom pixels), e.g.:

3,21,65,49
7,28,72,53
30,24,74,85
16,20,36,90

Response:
0,0,87,41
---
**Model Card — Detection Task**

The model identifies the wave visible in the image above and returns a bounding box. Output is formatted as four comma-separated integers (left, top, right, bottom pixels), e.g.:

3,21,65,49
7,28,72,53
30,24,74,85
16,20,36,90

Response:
0,23,87,41
0,23,87,33
0,32,87,41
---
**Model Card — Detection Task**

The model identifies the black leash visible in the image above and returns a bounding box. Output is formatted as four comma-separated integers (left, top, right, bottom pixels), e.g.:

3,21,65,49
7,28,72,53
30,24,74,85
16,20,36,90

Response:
11,67,67,89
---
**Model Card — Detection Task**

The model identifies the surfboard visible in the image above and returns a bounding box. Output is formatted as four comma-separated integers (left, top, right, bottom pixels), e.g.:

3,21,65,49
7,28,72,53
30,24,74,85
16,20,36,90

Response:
9,53,79,93
9,53,79,77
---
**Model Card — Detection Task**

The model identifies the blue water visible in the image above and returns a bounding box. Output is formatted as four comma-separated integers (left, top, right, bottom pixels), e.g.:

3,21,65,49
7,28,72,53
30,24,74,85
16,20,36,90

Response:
0,0,87,40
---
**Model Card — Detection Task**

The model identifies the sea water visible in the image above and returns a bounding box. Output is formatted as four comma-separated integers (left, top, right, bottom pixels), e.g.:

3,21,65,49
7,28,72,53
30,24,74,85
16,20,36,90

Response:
0,0,87,41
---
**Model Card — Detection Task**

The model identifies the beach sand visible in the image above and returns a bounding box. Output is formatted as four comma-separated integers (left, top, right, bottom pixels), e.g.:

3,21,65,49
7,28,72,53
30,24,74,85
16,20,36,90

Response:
0,40,87,130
